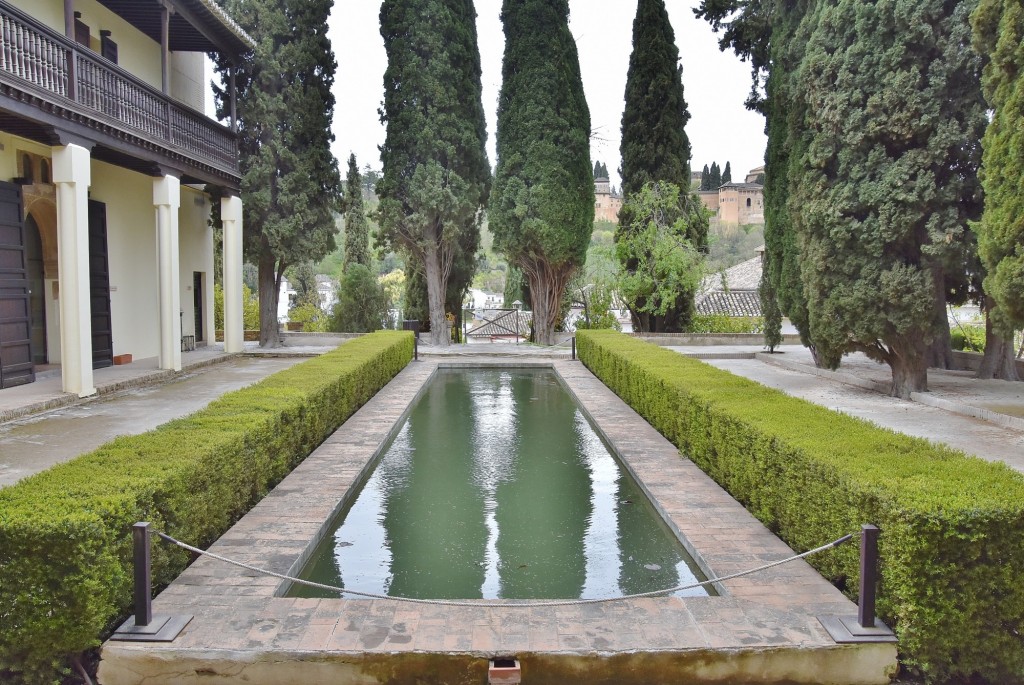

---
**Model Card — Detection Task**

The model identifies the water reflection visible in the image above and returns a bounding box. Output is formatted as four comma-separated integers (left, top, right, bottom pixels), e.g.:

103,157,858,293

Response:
290,369,710,600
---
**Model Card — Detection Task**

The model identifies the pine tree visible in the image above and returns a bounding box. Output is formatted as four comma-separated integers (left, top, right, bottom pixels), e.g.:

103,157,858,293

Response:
722,161,732,184
343,153,370,271
212,0,343,348
700,164,710,191
618,0,704,332
377,0,490,346
490,0,593,345
792,0,986,399
972,0,1024,380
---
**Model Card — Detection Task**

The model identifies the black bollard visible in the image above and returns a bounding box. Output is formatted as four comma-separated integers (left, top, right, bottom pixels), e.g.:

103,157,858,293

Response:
133,522,153,627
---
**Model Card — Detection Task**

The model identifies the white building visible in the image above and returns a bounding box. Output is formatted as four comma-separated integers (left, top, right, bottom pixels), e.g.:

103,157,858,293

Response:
0,0,252,394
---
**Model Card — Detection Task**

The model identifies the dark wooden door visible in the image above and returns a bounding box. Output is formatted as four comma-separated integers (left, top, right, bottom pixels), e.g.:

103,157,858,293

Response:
0,181,34,388
193,272,203,343
88,200,113,370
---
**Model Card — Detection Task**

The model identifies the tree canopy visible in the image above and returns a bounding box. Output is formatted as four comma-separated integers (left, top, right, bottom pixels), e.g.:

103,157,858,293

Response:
342,153,370,271
490,0,593,345
376,0,490,346
618,0,703,332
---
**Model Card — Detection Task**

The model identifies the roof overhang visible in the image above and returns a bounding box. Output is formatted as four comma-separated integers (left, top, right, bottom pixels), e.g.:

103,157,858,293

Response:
95,0,254,58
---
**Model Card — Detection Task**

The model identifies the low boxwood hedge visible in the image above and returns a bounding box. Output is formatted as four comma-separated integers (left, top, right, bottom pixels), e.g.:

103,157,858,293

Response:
577,330,1024,684
0,331,413,684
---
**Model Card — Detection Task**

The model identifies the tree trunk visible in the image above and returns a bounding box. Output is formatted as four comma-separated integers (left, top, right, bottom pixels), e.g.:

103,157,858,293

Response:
422,244,450,347
258,245,282,348
978,306,1020,381
525,260,570,346
926,267,953,369
888,338,929,399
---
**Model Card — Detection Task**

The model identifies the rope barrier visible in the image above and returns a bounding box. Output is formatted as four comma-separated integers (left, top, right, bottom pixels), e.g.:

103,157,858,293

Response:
156,530,853,608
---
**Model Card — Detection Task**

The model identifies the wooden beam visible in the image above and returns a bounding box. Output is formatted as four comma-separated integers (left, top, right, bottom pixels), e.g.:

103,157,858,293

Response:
160,2,170,94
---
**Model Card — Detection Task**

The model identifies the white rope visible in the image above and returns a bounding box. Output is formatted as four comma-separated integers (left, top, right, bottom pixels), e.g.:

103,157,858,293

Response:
156,531,853,608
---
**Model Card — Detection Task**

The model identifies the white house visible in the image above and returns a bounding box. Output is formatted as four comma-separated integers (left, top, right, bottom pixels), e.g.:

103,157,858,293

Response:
0,0,252,395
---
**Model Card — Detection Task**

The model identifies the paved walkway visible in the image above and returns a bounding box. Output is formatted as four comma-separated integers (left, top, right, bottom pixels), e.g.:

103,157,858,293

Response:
666,344,1024,474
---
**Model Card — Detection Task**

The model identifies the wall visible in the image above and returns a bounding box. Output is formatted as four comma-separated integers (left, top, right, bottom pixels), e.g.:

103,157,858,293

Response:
91,162,161,361
170,52,206,112
178,186,214,343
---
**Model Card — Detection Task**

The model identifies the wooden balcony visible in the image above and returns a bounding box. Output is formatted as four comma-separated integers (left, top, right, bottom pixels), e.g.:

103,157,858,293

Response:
0,2,239,186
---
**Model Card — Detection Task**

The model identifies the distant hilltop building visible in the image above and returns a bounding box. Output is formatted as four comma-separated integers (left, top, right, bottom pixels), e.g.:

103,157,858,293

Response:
699,166,765,226
594,176,623,223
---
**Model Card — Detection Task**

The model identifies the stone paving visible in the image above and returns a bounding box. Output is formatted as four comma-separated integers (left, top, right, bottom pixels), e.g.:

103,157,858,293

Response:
99,357,895,685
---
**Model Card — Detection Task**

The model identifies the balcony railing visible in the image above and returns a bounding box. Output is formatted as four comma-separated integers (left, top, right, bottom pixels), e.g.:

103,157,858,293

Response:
0,2,238,175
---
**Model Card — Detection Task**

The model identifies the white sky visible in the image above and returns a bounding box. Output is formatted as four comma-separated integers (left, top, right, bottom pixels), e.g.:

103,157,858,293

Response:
210,0,767,189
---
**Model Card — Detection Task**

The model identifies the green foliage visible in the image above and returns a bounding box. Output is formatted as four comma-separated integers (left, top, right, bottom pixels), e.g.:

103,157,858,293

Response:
288,302,329,332
700,164,710,191
759,272,783,351
577,330,1024,684
331,264,389,333
706,223,764,272
0,333,413,684
592,161,610,178
708,161,721,190
212,0,343,343
688,314,763,334
288,261,321,310
791,0,986,395
618,0,703,333
973,0,1024,335
951,325,986,352
377,0,490,345
214,283,261,332
343,153,371,271
721,161,731,185
615,183,707,329
490,0,593,345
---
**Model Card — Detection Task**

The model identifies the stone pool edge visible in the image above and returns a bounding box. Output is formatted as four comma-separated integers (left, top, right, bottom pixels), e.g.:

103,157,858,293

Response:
98,357,897,685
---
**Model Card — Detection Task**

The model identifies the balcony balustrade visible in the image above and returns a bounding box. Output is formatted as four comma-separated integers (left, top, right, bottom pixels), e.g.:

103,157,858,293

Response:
0,2,238,177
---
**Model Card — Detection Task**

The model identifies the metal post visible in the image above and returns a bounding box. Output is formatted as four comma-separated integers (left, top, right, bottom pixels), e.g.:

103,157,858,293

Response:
858,524,879,629
414,334,418,362
572,336,576,361
133,522,153,628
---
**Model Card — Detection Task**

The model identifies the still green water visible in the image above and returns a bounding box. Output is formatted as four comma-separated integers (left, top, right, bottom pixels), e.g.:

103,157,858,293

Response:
289,369,711,600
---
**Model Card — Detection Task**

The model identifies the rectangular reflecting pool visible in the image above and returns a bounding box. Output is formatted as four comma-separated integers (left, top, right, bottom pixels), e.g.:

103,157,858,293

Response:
289,368,711,600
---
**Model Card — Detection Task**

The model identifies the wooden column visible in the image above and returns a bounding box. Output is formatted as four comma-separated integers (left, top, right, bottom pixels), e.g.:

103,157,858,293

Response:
63,0,74,38
160,2,170,94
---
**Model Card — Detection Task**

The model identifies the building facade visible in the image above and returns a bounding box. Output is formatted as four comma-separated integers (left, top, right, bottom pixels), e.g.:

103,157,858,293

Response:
0,0,251,394
697,166,765,227
594,176,622,223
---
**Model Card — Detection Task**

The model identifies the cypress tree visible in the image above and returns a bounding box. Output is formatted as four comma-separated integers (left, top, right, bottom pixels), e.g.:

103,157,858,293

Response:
722,161,732,184
213,0,343,348
377,0,490,346
709,161,721,190
700,164,710,191
618,0,704,332
490,0,593,345
972,0,1024,380
342,153,370,271
792,0,986,399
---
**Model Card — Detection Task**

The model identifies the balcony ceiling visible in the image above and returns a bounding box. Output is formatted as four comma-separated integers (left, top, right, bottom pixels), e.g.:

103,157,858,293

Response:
94,0,253,58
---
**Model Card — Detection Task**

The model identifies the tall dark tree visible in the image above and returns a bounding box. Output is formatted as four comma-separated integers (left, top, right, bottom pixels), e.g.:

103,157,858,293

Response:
721,160,732,184
343,153,371,271
593,161,609,178
700,163,710,190
377,0,490,346
213,0,343,348
490,0,593,345
618,0,704,332
709,161,722,190
791,0,986,399
972,0,1024,380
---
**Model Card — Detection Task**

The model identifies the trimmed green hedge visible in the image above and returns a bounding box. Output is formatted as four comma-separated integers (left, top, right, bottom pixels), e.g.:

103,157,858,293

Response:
577,330,1024,684
0,331,413,684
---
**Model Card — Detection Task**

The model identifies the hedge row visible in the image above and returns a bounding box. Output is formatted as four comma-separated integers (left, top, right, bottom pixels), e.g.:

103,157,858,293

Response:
577,330,1024,684
0,331,413,684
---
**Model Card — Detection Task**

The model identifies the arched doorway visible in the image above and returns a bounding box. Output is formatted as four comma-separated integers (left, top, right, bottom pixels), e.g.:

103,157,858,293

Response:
25,214,47,364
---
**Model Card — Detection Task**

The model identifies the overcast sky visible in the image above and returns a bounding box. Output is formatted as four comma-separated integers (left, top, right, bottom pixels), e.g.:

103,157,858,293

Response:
211,1,767,189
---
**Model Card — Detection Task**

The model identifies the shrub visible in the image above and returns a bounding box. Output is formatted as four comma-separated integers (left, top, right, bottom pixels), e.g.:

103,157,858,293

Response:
577,330,1024,684
0,331,413,684
330,264,389,333
688,313,764,334
951,325,986,352
213,282,261,331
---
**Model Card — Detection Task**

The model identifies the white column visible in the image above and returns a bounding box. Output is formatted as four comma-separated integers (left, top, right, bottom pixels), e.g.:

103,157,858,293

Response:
154,174,181,371
52,144,95,398
221,195,244,353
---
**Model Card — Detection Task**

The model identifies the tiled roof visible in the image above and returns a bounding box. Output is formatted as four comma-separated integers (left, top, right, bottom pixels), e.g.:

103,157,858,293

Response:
467,310,533,337
702,255,763,292
695,290,762,317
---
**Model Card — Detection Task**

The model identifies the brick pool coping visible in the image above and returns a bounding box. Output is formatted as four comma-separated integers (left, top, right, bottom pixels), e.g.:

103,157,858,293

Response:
99,358,896,684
